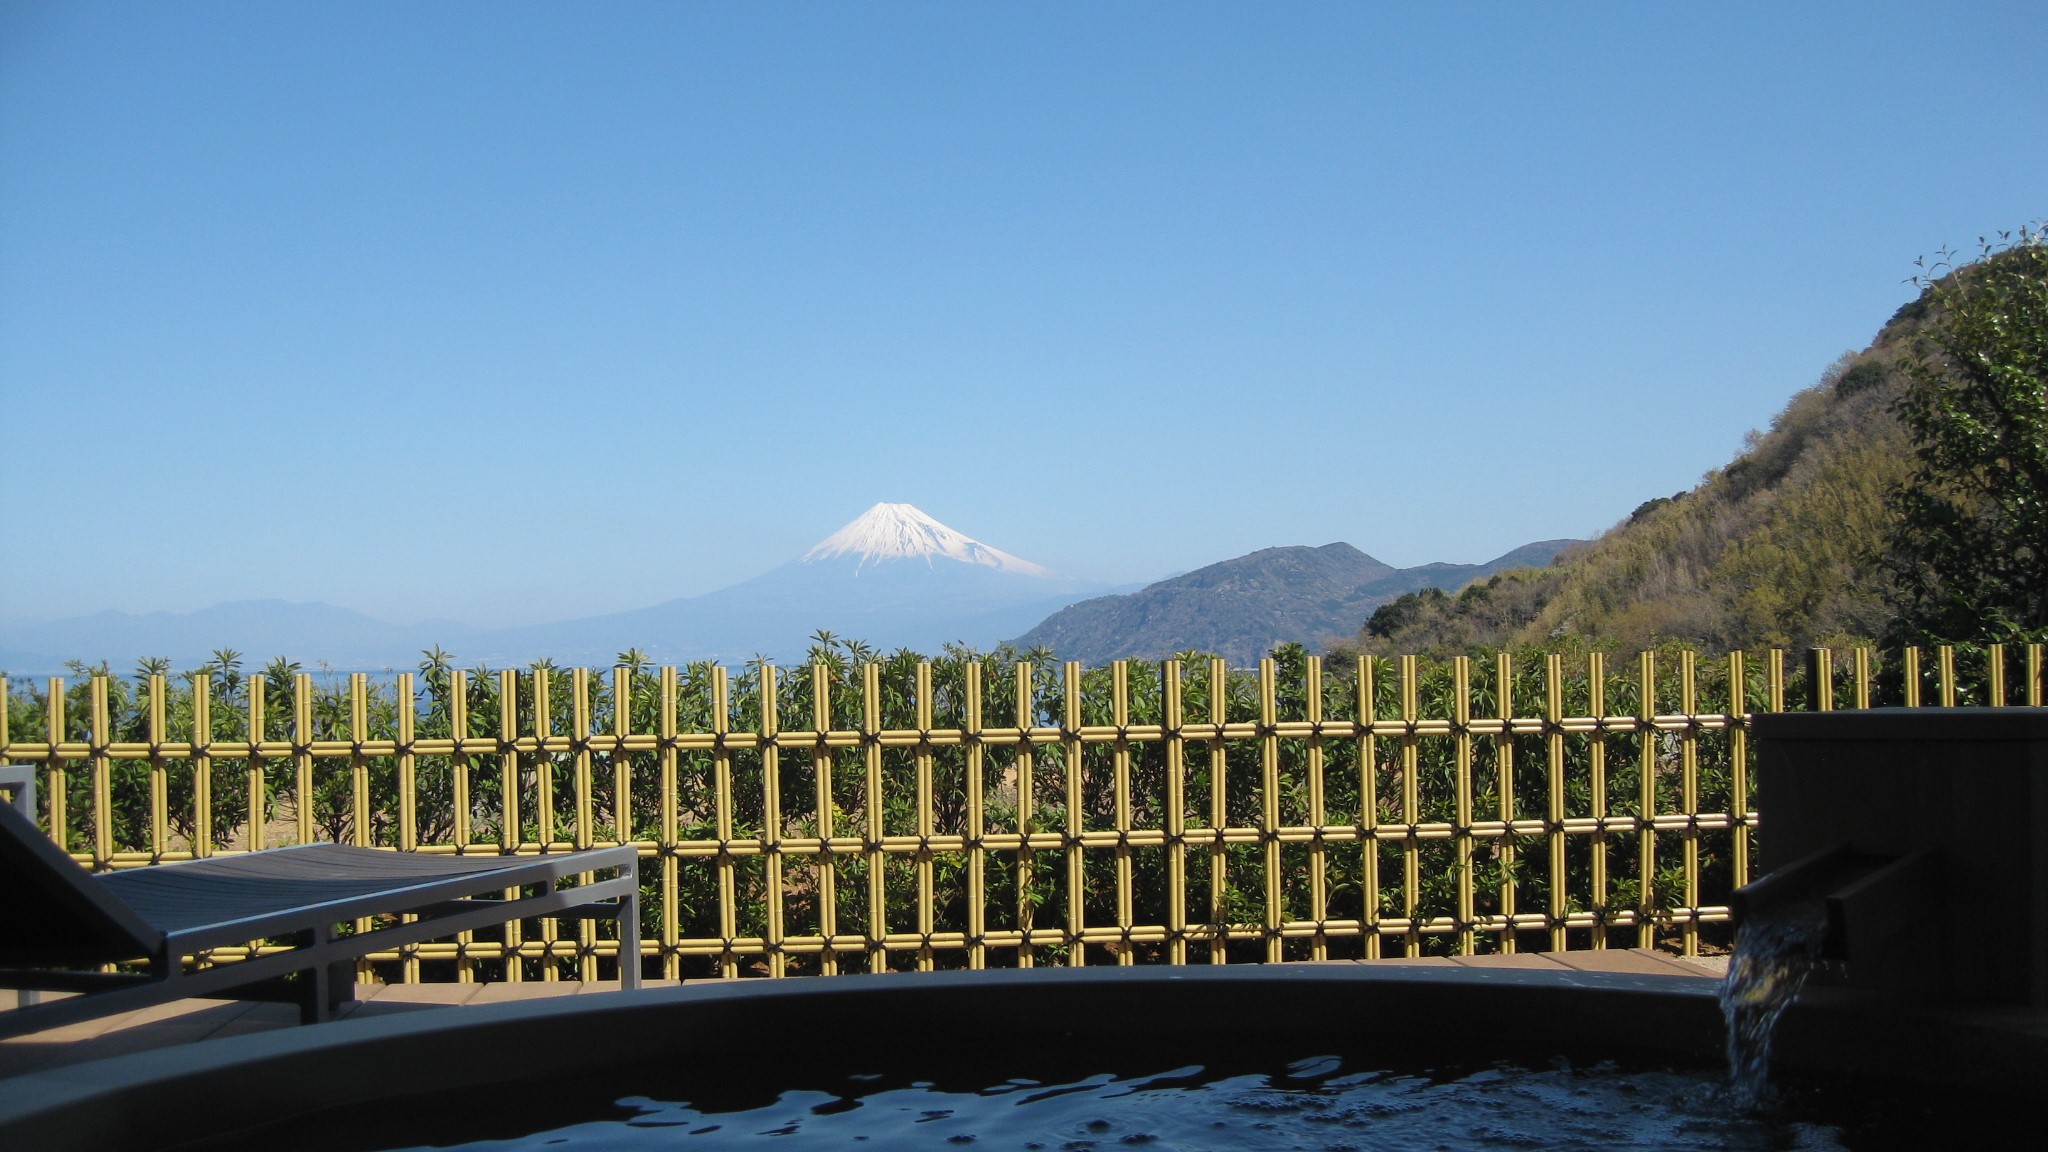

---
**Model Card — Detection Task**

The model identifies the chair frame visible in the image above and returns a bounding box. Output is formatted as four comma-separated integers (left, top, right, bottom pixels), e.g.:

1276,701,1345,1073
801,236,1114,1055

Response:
0,800,639,1040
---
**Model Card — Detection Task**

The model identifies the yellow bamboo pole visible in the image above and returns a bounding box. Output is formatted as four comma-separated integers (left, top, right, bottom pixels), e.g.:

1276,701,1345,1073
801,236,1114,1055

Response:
1163,659,1187,965
811,662,838,976
1014,661,1036,969
1452,656,1474,955
92,675,111,868
1260,659,1283,963
1357,655,1381,959
1729,651,1749,893
1063,661,1085,967
499,669,523,982
1679,650,1699,957
1111,660,1134,966
398,670,419,983
1399,655,1420,956
712,665,737,980
1207,657,1229,964
246,674,265,854
535,666,559,980
762,664,786,978
965,660,987,970
659,665,679,981
1587,653,1607,949
147,673,167,862
1544,654,1566,951
1305,655,1328,962
863,662,885,973
192,672,213,859
1494,651,1515,954
1636,651,1656,950
915,662,935,972
450,670,476,982
48,678,68,858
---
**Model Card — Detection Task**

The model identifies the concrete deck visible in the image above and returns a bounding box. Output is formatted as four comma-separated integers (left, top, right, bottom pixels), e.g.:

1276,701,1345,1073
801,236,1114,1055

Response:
0,949,1723,1081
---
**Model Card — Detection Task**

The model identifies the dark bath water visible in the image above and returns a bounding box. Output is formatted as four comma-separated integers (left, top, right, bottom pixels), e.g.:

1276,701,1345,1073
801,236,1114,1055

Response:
334,1055,2016,1152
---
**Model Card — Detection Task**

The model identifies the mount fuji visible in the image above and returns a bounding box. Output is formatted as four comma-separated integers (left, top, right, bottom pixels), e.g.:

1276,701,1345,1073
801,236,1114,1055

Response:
473,503,1110,665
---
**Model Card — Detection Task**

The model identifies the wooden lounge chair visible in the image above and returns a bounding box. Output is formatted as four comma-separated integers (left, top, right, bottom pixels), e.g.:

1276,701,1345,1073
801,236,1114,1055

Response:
0,801,639,1040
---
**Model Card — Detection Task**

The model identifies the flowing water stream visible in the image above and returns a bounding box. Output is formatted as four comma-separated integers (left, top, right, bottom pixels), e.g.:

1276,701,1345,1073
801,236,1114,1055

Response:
1721,908,1829,1109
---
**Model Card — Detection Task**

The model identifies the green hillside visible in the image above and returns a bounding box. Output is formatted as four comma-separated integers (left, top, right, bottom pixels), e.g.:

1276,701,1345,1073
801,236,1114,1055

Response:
1341,307,1922,655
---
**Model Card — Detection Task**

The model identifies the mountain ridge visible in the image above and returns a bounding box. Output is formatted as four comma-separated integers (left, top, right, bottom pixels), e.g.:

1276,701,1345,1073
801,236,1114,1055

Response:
1008,539,1583,665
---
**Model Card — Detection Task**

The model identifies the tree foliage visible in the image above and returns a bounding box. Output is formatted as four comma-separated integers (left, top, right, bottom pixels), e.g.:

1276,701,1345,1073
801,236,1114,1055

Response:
1886,228,2048,644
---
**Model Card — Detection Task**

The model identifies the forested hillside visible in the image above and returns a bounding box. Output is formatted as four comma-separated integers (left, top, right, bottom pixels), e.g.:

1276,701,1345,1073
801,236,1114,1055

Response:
1012,539,1578,665
1341,307,1923,655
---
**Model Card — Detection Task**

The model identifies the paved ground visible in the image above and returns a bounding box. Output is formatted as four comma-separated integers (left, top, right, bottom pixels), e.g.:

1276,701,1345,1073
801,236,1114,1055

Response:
0,949,1723,1081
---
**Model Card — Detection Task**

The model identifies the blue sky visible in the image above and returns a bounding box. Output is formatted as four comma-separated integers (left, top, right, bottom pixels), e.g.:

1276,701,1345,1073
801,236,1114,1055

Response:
2,3,2043,626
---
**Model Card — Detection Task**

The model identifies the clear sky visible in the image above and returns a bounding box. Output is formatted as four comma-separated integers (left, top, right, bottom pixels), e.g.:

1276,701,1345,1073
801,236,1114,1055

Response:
2,3,2043,627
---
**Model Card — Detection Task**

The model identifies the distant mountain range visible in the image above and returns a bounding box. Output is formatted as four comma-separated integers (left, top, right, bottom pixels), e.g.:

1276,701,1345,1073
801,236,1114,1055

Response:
1007,539,1581,666
0,505,1582,673
0,504,1113,674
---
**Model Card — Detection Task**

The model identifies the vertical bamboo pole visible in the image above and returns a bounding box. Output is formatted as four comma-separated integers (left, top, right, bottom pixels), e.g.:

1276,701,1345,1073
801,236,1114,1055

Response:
913,662,935,972
397,673,417,854
534,668,555,852
349,673,369,847
762,665,785,977
1903,647,1922,707
1063,661,1085,967
1451,657,1474,955
2029,644,2044,707
450,670,475,982
1399,655,1421,955
47,678,68,857
572,667,597,981
91,675,112,868
1305,656,1328,962
192,672,213,859
1357,656,1382,959
1989,644,2007,707
612,667,632,846
1679,650,1699,957
862,662,885,973
1588,653,1608,949
1111,661,1135,966
612,667,636,984
965,661,987,970
1544,654,1566,951
812,662,838,976
246,674,265,854
291,672,313,848
349,673,373,981
1494,652,1515,954
147,673,167,862
712,666,737,980
499,669,523,981
1258,659,1283,963
1729,651,1749,893
1938,646,1957,707
1636,651,1657,950
659,665,680,981
1853,646,1872,710
1163,660,1187,965
1014,662,1036,969
397,671,419,984
1806,648,1834,713
1206,657,1229,964
535,667,559,980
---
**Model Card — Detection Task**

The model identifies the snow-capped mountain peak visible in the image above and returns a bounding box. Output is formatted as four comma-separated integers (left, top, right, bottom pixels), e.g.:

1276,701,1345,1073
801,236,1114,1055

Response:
801,503,1050,576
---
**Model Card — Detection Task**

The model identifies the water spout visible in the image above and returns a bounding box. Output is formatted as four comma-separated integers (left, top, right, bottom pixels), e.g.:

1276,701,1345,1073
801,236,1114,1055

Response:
1721,911,1826,1110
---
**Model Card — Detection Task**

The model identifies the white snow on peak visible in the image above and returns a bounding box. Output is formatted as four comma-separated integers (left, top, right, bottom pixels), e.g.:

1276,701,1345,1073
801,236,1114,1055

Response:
801,503,1050,576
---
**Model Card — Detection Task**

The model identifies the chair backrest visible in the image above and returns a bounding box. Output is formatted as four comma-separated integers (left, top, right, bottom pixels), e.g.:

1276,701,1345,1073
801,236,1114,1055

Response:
0,801,160,967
